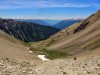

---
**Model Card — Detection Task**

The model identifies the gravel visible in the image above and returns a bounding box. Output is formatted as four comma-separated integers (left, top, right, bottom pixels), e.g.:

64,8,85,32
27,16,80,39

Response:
0,55,100,75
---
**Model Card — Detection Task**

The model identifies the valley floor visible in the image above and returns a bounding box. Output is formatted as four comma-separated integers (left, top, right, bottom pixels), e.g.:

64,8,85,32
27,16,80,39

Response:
0,48,100,75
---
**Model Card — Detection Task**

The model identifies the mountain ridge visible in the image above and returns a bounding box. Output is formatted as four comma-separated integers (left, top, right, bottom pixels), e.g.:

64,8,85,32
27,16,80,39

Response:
0,18,60,42
15,19,50,26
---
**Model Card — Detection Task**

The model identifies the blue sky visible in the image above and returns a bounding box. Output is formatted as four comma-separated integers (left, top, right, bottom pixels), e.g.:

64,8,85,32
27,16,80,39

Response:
0,0,100,19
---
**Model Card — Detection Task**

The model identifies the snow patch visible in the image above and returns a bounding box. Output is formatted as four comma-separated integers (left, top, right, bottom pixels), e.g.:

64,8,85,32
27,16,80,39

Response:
38,55,50,61
29,51,33,53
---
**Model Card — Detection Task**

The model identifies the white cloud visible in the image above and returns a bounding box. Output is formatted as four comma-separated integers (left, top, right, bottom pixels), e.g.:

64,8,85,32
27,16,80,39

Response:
0,0,99,9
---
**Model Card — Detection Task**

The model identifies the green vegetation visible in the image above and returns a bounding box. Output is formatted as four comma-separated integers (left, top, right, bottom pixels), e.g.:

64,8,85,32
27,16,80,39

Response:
30,47,70,59
42,48,70,59
23,42,33,47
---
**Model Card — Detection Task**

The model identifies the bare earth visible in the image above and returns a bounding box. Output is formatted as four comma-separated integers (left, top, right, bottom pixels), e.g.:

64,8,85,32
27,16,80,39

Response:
0,31,40,62
0,38,35,61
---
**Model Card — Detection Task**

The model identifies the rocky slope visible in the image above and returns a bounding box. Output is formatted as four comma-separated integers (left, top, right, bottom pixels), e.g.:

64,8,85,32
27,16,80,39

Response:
0,48,100,75
0,19,59,42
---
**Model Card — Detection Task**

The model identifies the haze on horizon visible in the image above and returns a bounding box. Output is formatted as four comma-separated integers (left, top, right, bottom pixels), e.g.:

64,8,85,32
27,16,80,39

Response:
0,0,100,19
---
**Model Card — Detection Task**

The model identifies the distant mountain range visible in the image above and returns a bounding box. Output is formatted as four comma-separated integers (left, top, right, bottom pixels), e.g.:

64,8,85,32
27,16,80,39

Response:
53,19,82,29
15,19,61,26
0,19,59,42
15,19,50,26
15,19,83,30
44,19,61,25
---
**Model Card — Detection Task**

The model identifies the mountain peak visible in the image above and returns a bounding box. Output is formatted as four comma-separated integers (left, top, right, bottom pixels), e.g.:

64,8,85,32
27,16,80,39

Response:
97,9,100,12
73,10,100,33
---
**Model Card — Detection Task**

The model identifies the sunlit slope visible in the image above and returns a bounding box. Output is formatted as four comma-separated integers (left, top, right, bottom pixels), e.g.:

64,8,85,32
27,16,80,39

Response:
0,30,22,45
47,10,100,55
0,31,35,61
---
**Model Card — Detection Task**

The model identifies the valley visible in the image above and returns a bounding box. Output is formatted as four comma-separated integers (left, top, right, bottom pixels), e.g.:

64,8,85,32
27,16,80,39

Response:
0,7,100,75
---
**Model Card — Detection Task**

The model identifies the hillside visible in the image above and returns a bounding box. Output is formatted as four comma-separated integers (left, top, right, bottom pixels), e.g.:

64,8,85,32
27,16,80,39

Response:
47,10,100,55
31,10,100,56
0,30,22,45
0,30,40,61
53,19,81,29
0,19,59,42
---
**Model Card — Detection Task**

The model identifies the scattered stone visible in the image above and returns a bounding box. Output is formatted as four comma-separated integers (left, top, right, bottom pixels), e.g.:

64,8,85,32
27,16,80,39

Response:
97,64,100,67
74,57,76,60
87,71,91,74
0,55,100,75
63,71,66,74
98,73,100,75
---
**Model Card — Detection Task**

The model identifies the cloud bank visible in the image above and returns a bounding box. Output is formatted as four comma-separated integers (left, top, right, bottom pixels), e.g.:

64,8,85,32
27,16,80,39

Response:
0,0,99,9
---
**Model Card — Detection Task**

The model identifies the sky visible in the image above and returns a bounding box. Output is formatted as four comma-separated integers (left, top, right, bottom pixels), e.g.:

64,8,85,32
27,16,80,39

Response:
0,0,100,19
